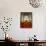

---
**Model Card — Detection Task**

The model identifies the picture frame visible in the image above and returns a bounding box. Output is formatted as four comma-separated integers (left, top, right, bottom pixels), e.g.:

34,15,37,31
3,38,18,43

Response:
20,12,32,28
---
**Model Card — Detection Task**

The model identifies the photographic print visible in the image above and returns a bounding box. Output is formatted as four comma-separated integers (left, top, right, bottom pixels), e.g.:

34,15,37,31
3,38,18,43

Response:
20,12,32,28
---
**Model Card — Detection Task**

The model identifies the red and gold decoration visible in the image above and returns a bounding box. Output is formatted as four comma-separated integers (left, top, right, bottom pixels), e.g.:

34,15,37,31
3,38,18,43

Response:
20,12,32,28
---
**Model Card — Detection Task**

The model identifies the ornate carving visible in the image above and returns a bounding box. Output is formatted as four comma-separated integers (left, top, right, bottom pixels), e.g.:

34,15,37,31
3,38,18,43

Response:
29,0,43,8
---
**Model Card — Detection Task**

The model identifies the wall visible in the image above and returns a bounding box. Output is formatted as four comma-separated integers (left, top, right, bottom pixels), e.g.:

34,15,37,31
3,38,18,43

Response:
0,0,46,40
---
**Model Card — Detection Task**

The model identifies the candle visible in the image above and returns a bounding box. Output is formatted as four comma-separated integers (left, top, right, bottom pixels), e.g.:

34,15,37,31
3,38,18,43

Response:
6,34,8,38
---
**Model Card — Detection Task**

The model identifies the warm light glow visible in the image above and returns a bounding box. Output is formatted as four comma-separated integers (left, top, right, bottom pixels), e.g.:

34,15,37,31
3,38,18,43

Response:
24,16,29,22
6,34,8,37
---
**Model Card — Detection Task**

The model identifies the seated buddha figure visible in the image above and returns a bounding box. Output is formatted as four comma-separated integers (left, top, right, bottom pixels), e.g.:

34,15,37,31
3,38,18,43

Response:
21,16,32,28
